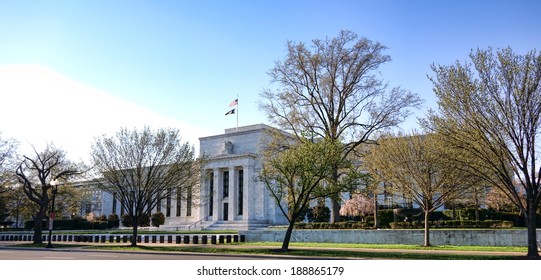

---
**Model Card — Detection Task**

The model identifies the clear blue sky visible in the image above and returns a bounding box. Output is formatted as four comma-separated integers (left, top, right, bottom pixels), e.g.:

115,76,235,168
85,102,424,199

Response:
1,0,540,158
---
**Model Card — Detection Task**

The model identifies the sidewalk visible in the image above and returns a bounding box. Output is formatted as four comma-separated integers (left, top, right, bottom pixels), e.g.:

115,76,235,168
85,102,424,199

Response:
0,240,526,258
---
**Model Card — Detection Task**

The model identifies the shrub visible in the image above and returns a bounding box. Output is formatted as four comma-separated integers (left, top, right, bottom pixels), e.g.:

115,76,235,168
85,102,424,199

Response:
121,213,150,227
377,209,394,228
24,218,109,230
108,214,120,228
389,219,514,229
429,211,449,221
121,214,132,227
307,204,330,222
151,212,165,227
390,222,416,229
442,208,492,221
139,213,150,227
294,221,373,229
297,206,311,222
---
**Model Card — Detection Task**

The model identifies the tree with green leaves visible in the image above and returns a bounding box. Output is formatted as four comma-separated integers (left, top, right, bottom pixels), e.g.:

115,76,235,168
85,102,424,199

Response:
427,47,541,258
259,138,349,252
260,30,422,222
0,133,18,193
90,126,200,246
364,132,473,246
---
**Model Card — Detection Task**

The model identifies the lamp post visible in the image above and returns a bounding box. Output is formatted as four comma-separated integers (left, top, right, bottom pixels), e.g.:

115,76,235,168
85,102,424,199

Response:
45,179,59,248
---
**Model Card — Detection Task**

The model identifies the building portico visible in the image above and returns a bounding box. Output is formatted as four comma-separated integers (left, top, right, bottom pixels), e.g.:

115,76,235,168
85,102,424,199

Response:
196,124,288,229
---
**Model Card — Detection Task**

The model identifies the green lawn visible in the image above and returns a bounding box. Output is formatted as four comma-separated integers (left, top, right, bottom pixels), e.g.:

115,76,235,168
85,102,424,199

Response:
11,240,528,260
79,244,522,260
240,241,528,252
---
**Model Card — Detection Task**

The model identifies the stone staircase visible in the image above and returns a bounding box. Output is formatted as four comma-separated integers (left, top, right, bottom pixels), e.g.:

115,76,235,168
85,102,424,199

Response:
204,220,270,231
158,220,271,231
158,220,208,231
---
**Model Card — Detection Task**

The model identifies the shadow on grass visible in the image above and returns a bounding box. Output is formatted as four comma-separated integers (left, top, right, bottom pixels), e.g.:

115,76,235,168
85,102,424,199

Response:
82,244,520,260
13,243,89,249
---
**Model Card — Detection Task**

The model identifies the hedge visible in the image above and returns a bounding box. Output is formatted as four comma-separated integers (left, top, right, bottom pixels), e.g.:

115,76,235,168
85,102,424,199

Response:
389,220,514,229
24,219,108,230
295,221,374,230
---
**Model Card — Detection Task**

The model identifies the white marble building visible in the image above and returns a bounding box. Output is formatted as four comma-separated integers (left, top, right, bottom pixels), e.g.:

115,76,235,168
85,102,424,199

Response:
193,124,288,230
69,124,431,229
79,124,289,230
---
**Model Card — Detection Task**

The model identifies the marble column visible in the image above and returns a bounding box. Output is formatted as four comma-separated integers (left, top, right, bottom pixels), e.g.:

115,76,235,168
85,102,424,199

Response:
212,168,221,221
228,166,236,221
242,165,250,221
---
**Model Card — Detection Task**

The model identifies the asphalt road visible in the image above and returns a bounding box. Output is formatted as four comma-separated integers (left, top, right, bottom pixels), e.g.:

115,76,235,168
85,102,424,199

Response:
0,245,340,260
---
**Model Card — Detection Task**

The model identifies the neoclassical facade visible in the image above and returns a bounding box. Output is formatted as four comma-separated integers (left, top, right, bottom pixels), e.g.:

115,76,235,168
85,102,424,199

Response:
192,124,288,229
62,124,423,230
72,124,287,230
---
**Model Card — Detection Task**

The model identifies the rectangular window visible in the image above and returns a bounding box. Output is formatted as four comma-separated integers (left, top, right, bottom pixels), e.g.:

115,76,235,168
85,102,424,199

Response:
157,197,162,213
209,173,214,216
85,203,92,214
186,187,192,216
166,190,172,217
176,188,182,217
223,171,229,198
238,169,243,215
112,193,117,214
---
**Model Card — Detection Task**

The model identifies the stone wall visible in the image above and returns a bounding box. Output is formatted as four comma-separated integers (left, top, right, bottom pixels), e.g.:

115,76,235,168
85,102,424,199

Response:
239,229,541,246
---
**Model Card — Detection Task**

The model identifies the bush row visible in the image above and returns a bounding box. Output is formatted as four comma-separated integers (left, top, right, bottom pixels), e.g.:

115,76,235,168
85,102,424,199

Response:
389,220,514,229
24,214,120,231
295,221,374,230
120,212,165,227
25,219,113,231
294,219,514,230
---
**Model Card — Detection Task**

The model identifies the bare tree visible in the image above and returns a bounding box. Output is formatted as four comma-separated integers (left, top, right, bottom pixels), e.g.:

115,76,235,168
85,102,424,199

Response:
90,126,200,246
260,30,422,222
15,145,79,243
364,132,472,246
427,47,541,258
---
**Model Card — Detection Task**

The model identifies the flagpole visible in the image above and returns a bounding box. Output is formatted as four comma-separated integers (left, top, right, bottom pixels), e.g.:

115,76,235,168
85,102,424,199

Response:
236,94,239,132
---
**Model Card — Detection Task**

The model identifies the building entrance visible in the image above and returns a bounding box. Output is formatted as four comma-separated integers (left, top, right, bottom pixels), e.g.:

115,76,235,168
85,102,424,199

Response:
223,203,228,221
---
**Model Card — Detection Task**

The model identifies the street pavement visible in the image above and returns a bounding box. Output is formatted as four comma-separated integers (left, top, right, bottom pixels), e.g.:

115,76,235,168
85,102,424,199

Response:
0,241,364,260
0,240,526,260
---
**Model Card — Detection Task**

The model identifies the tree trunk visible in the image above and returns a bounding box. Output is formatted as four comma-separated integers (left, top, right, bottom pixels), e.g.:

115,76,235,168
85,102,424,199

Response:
423,211,431,247
281,221,295,252
525,202,539,259
474,192,480,221
33,214,44,244
330,199,341,223
33,205,48,244
330,169,341,223
373,195,379,228
131,221,138,247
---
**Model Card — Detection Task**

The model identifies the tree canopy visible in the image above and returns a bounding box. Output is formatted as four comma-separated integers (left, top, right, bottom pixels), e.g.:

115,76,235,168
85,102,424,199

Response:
427,47,541,258
0,133,18,192
90,126,200,246
15,145,80,243
364,132,473,246
259,138,348,251
260,30,422,221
